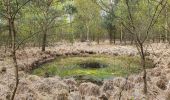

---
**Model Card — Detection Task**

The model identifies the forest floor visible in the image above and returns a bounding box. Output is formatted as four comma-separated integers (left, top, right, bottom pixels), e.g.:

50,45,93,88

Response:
0,42,170,100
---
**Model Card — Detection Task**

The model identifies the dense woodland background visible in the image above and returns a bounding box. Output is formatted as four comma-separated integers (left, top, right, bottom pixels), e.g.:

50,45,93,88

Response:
0,0,169,50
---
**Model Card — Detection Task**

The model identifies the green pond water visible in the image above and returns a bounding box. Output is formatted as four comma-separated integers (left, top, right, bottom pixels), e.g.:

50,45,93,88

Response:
32,55,154,80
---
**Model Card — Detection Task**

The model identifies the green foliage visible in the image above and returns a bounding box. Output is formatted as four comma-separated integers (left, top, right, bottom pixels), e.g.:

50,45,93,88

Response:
73,0,104,41
0,0,169,46
115,0,169,41
64,4,77,15
32,55,154,79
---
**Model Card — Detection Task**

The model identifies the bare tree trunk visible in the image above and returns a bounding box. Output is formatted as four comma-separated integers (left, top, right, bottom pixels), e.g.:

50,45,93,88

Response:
80,33,84,42
6,0,19,99
86,24,90,42
6,0,12,48
113,30,116,44
152,37,155,43
8,19,12,48
120,24,123,44
3,0,31,99
97,35,100,44
42,31,47,52
131,37,134,45
113,34,116,44
159,34,162,43
11,20,19,100
11,50,19,100
124,38,127,45
124,33,127,45
109,29,113,44
165,3,168,42
70,14,74,44
139,43,147,94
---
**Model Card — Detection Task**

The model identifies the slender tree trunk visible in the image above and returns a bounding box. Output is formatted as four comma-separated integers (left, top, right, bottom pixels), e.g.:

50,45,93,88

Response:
109,29,113,44
6,0,19,99
86,24,90,42
124,38,127,45
80,33,84,42
97,35,100,44
152,37,155,43
92,34,95,41
113,33,116,44
131,37,134,45
124,33,127,45
38,40,41,49
11,20,19,100
114,34,116,44
165,3,168,43
97,39,100,44
113,26,116,44
8,18,12,48
42,31,47,52
159,34,161,43
140,43,147,94
7,0,12,48
120,24,123,44
11,50,19,100
70,14,74,44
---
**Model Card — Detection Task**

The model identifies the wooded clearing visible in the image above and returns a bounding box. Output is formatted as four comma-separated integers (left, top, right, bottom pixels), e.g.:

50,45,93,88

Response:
0,0,170,100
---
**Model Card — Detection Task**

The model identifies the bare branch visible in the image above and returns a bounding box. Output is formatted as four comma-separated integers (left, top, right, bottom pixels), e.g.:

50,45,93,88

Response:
125,0,135,30
119,77,128,100
143,0,168,43
92,0,112,13
12,0,31,19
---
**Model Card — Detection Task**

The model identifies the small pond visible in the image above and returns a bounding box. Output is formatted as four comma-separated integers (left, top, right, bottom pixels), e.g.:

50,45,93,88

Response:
32,55,154,83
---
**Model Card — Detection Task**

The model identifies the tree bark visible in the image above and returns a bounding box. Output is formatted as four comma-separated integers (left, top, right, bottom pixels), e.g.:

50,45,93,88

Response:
165,3,168,42
86,24,90,42
42,30,47,52
97,35,100,44
120,24,123,44
70,14,74,44
8,18,12,48
159,34,162,43
140,43,147,94
11,20,19,100
11,50,19,100
109,28,113,44
113,30,116,44
131,37,134,45
7,0,12,48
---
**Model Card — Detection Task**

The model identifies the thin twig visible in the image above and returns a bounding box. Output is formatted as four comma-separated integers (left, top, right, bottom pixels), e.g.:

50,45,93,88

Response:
119,77,128,100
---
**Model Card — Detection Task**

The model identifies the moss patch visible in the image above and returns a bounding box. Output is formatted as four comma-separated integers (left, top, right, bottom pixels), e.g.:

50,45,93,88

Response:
32,55,154,79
